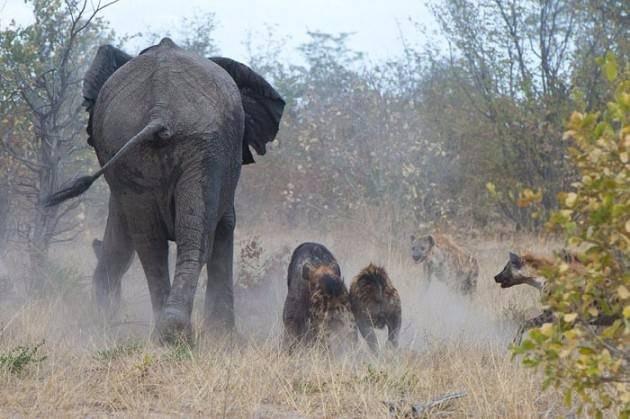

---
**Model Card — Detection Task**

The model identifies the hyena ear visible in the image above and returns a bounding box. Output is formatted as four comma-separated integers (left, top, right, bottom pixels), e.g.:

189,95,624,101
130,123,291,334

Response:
509,252,522,267
427,235,435,246
410,234,416,243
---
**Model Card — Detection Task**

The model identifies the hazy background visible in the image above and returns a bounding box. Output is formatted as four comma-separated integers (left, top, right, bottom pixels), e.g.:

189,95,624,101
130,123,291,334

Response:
0,0,625,286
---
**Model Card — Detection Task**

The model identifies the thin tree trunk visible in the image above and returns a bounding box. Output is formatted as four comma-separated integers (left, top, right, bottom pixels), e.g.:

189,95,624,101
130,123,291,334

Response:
0,178,8,253
27,130,61,291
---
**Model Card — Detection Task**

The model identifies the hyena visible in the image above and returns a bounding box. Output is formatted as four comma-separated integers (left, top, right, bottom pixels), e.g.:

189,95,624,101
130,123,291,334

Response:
494,251,554,344
410,234,479,295
282,242,356,350
494,251,616,344
349,264,401,352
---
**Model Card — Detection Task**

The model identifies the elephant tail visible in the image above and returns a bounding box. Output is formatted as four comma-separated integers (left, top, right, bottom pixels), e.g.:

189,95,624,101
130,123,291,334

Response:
42,120,167,207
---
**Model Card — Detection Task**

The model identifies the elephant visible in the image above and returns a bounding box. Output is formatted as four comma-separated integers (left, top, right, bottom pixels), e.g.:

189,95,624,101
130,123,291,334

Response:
44,38,285,342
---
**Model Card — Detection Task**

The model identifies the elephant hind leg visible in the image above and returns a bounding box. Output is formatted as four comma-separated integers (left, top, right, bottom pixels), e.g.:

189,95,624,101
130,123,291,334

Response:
204,207,236,333
93,197,134,316
134,234,170,327
159,176,214,343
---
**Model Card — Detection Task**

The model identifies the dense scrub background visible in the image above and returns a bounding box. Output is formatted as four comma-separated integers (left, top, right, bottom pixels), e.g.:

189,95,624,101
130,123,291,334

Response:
1,1,627,263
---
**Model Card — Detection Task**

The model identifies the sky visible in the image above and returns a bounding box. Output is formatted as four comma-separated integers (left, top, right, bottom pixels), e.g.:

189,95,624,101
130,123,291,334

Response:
0,0,436,63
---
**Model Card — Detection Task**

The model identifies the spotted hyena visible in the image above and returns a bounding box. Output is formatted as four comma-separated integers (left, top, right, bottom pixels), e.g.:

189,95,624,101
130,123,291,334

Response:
493,251,552,291
282,242,356,350
410,234,478,295
493,250,616,345
349,264,401,352
494,251,554,343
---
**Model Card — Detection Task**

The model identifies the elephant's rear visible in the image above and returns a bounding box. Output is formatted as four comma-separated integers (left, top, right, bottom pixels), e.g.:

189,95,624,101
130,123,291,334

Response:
41,38,285,343
92,38,244,194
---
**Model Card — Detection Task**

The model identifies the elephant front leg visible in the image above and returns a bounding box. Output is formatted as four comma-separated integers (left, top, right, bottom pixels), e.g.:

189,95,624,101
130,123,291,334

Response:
93,198,134,318
204,209,236,333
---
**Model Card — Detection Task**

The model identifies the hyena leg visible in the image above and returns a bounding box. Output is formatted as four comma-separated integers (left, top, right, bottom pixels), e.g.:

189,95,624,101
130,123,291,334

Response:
357,317,378,352
282,300,307,352
386,307,402,348
421,263,432,291
513,310,554,345
460,271,477,295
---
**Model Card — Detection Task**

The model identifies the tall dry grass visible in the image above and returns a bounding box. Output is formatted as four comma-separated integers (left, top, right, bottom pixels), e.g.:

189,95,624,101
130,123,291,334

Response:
0,221,567,417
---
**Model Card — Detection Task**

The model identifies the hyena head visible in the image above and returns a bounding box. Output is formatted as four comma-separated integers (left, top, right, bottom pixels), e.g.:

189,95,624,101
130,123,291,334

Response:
410,234,435,263
355,263,388,304
352,264,395,329
303,263,354,336
494,252,536,288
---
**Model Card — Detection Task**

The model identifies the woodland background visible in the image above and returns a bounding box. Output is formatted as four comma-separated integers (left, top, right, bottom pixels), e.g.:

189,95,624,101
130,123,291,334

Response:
0,0,627,280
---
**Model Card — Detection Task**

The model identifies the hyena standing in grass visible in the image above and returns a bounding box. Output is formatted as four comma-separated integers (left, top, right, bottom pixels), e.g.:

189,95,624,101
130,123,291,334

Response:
349,264,401,352
410,234,479,295
282,242,356,350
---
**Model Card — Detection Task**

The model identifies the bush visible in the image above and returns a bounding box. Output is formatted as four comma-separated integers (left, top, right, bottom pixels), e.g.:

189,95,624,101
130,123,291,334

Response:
514,54,629,417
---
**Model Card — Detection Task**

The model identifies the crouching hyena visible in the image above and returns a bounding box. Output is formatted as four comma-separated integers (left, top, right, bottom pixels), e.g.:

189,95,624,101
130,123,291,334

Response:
494,251,616,344
494,252,553,344
349,264,401,352
282,242,356,350
410,234,479,295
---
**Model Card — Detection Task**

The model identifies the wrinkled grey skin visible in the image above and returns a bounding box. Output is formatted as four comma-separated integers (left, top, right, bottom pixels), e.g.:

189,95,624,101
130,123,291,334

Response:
46,38,284,342
95,39,243,341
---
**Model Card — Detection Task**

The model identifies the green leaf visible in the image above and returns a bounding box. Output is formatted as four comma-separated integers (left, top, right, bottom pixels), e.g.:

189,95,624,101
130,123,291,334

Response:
564,389,572,407
603,52,618,82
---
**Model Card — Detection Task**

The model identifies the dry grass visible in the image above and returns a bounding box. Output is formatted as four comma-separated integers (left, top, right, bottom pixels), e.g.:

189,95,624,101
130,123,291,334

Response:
0,224,568,417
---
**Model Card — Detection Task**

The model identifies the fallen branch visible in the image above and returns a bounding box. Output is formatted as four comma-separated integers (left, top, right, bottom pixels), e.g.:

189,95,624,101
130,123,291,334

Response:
384,391,467,417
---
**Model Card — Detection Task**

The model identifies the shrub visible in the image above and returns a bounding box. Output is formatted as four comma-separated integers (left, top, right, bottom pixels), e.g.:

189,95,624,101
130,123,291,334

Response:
514,54,629,417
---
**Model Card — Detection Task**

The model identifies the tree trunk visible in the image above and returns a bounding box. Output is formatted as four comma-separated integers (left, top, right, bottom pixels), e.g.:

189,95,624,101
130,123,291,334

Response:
27,130,61,292
0,178,8,253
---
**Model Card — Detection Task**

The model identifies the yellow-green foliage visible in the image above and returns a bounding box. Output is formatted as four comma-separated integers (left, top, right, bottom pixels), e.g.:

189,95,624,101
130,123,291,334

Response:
514,54,629,417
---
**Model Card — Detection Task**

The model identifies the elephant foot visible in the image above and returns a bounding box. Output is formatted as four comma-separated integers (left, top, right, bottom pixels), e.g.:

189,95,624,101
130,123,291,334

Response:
157,307,193,345
204,308,235,334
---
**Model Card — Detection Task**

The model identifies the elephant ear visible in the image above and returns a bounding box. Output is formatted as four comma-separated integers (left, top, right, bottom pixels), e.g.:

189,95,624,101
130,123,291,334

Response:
209,57,286,164
83,45,132,110
83,45,132,146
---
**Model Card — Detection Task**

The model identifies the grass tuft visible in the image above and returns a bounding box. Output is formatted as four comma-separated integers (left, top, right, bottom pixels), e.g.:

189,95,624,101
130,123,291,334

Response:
0,341,46,374
95,341,142,362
